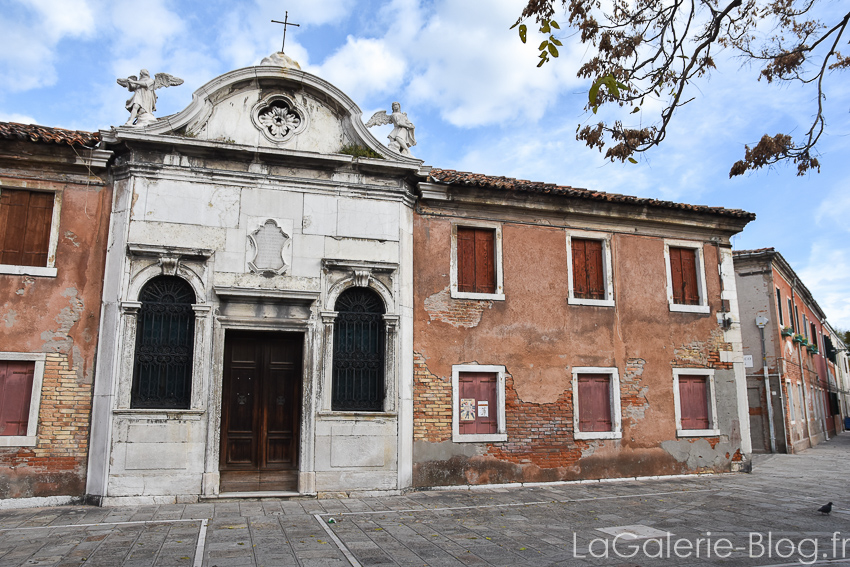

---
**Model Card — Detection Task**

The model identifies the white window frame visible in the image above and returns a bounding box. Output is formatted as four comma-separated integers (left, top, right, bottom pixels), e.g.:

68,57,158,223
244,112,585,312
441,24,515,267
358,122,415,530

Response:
672,368,720,437
566,230,615,307
787,379,795,423
0,352,46,447
0,187,61,278
663,239,710,314
571,366,622,440
798,382,806,422
452,364,507,443
450,222,505,301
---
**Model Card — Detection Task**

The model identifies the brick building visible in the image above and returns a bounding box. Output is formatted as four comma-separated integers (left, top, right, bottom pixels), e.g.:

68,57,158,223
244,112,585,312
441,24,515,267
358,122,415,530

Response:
734,248,846,453
412,169,755,486
0,123,112,500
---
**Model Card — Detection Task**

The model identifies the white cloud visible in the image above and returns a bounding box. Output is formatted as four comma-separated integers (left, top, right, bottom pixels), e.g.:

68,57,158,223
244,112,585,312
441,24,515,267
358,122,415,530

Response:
307,37,406,103
0,0,97,91
798,243,850,330
0,112,39,125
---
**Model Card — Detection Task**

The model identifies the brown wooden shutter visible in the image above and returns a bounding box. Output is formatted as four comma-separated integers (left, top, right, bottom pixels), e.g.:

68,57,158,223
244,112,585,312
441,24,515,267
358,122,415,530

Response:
456,227,495,294
0,360,35,436
572,239,604,300
670,247,699,305
679,376,710,430
577,374,612,432
0,189,54,267
458,372,497,435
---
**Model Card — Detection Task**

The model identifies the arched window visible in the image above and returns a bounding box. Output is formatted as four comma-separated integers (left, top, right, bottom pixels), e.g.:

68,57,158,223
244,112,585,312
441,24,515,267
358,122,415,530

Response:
131,276,196,409
332,287,385,411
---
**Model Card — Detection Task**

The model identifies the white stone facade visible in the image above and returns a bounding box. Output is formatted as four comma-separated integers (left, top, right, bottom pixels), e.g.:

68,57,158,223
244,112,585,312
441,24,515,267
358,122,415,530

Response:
86,64,422,504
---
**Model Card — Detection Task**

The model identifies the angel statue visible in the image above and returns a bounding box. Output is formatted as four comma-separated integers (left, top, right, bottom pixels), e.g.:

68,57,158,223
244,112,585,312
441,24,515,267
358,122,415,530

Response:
117,69,184,126
366,102,416,157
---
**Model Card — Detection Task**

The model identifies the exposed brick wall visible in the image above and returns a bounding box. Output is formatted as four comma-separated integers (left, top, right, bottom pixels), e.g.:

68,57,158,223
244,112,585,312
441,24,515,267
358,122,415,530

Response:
0,353,91,498
413,352,452,442
422,286,493,328
486,374,585,469
673,328,733,370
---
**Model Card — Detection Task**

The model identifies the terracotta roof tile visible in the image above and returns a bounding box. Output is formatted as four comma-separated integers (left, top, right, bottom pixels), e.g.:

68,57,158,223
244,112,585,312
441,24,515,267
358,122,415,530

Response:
0,121,100,147
428,168,756,220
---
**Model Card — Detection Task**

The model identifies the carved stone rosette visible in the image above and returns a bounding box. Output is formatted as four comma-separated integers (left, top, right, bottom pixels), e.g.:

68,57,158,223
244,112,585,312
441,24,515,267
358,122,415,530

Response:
251,94,308,143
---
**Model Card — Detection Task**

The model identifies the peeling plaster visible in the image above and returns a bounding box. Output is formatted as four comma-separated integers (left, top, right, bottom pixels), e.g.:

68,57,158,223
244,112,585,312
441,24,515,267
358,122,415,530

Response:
40,287,86,382
423,285,492,328
622,358,650,422
673,328,727,366
3,310,15,328
660,438,732,470
512,365,570,404
580,439,603,459
15,277,35,296
63,231,80,247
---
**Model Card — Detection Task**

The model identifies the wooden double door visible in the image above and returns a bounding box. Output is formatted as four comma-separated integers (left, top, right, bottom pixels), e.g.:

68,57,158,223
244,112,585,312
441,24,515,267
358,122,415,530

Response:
220,332,302,492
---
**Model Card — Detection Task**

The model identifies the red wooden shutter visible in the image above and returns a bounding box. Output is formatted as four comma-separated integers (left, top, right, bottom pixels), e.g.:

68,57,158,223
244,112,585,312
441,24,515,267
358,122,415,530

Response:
679,376,710,430
670,247,699,305
0,361,35,436
572,239,588,298
457,227,476,293
585,240,604,299
456,227,495,294
458,372,497,435
0,189,54,267
577,374,612,432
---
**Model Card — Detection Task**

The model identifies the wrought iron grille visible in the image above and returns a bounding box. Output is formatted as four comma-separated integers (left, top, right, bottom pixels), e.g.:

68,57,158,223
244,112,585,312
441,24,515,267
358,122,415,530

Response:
131,276,196,409
332,288,385,411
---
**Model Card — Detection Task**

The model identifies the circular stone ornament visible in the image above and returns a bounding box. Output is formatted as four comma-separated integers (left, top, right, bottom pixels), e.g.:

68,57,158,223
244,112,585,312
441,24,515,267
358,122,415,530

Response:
251,94,308,143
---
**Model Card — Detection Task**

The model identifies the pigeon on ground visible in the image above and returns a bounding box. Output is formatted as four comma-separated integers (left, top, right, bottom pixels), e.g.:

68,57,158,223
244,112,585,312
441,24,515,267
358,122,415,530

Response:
818,502,833,515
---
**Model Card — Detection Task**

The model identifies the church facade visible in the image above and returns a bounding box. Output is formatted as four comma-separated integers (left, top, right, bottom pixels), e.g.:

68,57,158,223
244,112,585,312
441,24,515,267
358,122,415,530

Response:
86,58,422,503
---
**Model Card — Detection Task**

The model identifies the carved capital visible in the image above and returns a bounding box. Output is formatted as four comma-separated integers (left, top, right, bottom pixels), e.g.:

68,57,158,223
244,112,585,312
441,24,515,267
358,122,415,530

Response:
320,311,339,325
121,301,142,315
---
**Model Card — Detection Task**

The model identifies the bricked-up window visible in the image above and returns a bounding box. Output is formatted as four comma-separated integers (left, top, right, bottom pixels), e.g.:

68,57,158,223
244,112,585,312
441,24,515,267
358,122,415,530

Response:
669,247,700,305
131,276,196,409
678,376,710,429
0,189,54,267
456,227,495,294
577,374,612,431
457,372,497,435
571,239,604,300
673,369,718,436
0,361,34,436
452,364,507,442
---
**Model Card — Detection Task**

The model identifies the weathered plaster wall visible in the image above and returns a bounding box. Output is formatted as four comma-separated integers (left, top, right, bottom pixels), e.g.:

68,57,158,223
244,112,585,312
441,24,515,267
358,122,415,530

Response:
0,146,111,498
413,215,744,486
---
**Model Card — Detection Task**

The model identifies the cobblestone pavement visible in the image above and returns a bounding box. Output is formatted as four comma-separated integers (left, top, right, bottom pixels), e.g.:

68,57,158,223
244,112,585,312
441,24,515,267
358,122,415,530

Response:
2,433,850,566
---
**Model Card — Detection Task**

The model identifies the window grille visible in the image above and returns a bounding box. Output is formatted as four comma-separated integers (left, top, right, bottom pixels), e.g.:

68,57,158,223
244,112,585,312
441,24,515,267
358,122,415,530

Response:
332,287,385,411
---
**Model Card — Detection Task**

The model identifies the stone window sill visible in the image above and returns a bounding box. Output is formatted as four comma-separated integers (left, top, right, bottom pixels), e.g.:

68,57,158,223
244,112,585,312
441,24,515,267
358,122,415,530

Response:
0,265,57,277
452,433,507,443
0,436,37,447
574,431,622,440
676,428,720,438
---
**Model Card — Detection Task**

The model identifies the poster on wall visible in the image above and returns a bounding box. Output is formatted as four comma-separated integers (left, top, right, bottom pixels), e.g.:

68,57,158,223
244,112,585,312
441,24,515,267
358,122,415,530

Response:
460,398,476,421
478,401,489,417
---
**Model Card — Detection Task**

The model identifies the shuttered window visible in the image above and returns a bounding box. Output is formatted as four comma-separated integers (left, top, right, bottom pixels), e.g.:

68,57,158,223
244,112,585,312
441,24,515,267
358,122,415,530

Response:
678,376,710,430
456,227,495,294
669,247,700,305
572,239,605,300
0,361,35,436
457,372,497,435
0,189,54,267
776,288,783,326
577,374,612,432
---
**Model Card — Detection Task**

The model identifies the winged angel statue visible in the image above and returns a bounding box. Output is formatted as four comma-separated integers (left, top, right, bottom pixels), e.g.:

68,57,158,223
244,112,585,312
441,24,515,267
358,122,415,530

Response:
117,70,184,126
366,102,416,157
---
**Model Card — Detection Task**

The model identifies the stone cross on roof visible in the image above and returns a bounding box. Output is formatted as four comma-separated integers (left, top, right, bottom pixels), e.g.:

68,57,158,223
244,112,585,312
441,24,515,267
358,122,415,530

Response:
271,12,300,53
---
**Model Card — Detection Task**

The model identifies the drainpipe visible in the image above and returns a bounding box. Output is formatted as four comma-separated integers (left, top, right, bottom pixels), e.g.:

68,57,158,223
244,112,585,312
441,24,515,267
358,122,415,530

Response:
756,316,777,453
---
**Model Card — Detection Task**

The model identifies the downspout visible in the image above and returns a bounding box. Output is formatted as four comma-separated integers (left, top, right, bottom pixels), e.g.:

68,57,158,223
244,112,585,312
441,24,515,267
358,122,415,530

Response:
756,317,777,453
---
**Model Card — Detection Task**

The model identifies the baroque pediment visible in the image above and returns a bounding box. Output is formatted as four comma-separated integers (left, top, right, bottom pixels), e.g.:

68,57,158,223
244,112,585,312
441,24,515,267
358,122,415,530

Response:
112,64,419,164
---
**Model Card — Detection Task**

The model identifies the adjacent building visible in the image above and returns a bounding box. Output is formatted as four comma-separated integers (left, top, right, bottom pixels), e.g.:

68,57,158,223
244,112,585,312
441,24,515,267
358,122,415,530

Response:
412,170,754,486
734,248,845,454
0,123,112,499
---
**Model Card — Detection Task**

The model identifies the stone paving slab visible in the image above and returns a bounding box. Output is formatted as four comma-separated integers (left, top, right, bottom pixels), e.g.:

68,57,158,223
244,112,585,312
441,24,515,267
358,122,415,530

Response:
3,434,850,565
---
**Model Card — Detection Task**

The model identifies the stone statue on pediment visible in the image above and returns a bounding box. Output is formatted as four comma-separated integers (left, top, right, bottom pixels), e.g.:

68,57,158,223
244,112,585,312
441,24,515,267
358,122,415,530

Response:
117,70,184,126
366,102,416,157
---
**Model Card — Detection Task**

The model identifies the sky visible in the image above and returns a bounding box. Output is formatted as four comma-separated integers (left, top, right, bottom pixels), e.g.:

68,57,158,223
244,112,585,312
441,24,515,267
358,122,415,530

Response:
1,0,848,329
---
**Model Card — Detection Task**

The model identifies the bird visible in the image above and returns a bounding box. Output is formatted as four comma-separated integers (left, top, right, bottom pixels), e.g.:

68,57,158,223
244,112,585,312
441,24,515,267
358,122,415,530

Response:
818,502,833,515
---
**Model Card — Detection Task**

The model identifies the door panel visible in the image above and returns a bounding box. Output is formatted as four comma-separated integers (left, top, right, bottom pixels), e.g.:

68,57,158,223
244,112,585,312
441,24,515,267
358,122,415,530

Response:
220,332,302,492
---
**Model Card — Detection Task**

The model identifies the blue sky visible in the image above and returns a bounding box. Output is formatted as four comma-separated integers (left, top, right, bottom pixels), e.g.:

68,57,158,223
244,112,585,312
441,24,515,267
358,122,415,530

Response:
1,0,848,328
